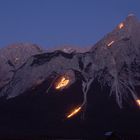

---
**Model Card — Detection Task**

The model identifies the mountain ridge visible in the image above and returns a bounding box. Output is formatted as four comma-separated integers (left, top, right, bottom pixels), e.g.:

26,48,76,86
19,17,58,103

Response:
0,14,140,138
0,14,140,106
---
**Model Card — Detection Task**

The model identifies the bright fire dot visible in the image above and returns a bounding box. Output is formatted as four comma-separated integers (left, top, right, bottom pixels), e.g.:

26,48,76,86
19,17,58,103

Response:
67,106,82,119
55,76,70,90
136,99,140,106
107,41,115,47
118,23,124,29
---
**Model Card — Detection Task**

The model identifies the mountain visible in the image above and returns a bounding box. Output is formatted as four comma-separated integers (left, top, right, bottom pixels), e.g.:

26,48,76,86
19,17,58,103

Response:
0,15,140,139
89,14,140,107
0,43,43,89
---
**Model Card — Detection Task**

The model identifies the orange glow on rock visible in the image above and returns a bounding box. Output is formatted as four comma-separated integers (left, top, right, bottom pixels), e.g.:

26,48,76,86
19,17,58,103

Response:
67,106,82,119
118,23,124,29
107,40,115,47
55,76,70,90
136,99,140,106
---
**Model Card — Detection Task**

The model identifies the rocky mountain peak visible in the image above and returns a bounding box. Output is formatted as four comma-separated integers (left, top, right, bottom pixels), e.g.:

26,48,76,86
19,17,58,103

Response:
88,15,140,107
0,43,43,89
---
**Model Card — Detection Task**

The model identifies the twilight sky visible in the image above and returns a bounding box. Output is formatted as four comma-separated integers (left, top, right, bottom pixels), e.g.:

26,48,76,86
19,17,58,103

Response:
0,0,140,49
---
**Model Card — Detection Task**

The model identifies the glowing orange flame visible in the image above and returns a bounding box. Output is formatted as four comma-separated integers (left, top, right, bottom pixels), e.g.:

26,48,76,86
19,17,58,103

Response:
67,106,82,119
136,99,140,106
55,76,70,90
118,23,124,29
107,40,115,47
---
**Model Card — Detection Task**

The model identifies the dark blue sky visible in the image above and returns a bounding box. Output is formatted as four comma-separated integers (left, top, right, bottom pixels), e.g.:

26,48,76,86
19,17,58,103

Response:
0,0,140,48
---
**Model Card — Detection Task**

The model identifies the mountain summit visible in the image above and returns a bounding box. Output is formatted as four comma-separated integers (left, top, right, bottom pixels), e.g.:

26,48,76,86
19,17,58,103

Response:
0,43,43,89
89,14,140,106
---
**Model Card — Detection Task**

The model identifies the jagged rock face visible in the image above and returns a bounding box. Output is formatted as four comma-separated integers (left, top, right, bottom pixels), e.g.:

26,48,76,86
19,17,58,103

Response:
0,51,83,98
90,15,140,72
0,43,43,89
92,15,140,73
89,15,140,106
